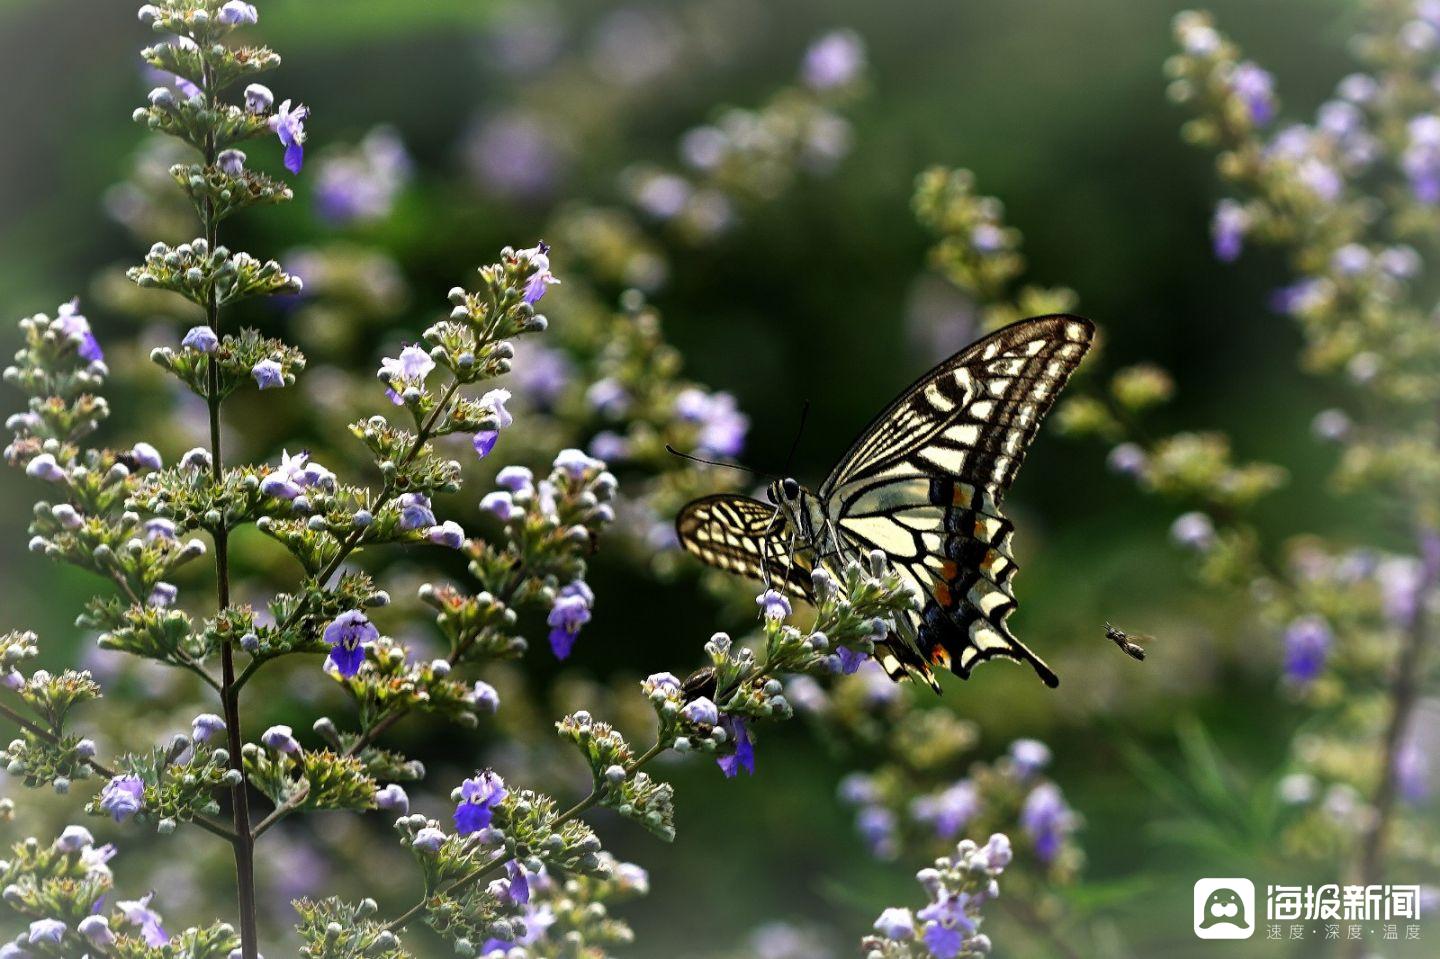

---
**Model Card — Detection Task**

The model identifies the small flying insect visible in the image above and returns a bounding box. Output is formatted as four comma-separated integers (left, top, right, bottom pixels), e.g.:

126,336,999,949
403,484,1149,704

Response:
674,314,1094,691
1102,622,1149,661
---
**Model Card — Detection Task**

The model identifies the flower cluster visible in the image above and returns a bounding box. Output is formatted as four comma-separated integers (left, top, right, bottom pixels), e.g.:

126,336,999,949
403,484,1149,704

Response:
861,834,1011,959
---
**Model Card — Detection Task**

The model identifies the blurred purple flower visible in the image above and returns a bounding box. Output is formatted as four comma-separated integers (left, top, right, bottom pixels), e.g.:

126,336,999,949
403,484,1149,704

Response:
1405,115,1440,203
1282,615,1332,684
801,29,866,90
1229,61,1276,126
1210,199,1248,262
1020,782,1073,862
912,780,979,840
674,387,749,457
465,112,563,199
314,127,411,225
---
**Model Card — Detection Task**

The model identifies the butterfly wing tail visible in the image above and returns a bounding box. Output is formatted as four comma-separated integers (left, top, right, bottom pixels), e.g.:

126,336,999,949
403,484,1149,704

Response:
876,622,942,693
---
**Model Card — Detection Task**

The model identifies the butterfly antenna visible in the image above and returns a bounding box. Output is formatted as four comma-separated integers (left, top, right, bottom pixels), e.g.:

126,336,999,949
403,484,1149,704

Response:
664,445,779,480
782,399,811,475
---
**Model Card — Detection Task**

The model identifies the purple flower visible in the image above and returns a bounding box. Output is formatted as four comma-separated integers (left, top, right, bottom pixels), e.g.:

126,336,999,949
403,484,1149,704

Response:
467,680,500,713
1282,615,1332,684
1009,738,1052,777
921,920,965,958
315,127,411,225
496,465,534,492
1170,511,1215,550
28,920,66,944
718,715,754,777
801,29,865,90
218,1,258,25
981,832,1014,870
756,589,792,622
323,610,378,678
148,582,177,607
554,447,601,479
397,492,436,530
1311,409,1351,442
472,389,514,458
25,453,65,482
261,725,300,754
673,387,748,457
873,908,915,941
269,99,309,174
856,804,897,858
78,915,114,947
217,148,246,175
586,378,629,416
1405,115,1440,203
547,583,593,660
412,827,445,853
99,775,145,822
425,520,466,549
244,82,273,114
129,442,163,471
912,780,979,840
191,713,225,743
505,859,531,905
182,325,218,353
1229,61,1275,126
1396,732,1433,804
1210,199,1248,262
56,824,94,853
374,784,410,814
680,696,718,726
479,491,516,521
518,243,559,303
116,894,167,947
379,344,434,385
1020,782,1073,863
835,646,867,674
465,113,562,199
454,769,508,834
251,359,284,389
56,298,102,363
1106,442,1147,476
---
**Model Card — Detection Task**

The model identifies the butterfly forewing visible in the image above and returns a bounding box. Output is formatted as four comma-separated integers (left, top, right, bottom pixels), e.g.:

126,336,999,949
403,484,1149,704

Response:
821,315,1094,687
675,493,815,601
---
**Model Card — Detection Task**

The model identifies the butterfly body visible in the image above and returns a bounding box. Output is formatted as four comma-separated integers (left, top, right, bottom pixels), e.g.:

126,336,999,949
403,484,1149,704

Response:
677,314,1094,691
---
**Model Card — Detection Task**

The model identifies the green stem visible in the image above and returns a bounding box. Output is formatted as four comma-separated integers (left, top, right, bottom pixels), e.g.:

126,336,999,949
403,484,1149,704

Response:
197,56,259,959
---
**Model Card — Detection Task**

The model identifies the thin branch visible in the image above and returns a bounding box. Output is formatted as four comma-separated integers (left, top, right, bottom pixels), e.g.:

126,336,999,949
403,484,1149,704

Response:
0,697,236,843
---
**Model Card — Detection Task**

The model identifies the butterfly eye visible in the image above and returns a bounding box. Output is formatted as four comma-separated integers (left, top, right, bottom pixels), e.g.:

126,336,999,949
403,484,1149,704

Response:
782,477,800,500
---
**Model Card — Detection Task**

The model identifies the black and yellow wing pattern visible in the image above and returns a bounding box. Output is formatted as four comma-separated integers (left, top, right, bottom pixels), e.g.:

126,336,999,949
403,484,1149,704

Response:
675,493,816,602
821,314,1094,687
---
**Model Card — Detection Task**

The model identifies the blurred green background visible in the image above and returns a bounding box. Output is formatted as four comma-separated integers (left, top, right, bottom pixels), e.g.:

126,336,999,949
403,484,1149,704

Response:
2,0,1425,956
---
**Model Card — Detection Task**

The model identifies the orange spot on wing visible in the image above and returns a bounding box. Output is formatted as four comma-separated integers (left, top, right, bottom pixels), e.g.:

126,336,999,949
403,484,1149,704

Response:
933,582,952,607
940,560,958,580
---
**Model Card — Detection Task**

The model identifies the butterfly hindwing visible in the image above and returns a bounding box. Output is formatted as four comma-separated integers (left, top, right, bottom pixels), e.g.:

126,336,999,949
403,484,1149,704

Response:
822,315,1093,687
675,493,815,602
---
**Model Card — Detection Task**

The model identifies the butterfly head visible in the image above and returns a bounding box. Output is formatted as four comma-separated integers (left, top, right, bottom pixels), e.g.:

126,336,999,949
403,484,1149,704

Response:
766,476,802,507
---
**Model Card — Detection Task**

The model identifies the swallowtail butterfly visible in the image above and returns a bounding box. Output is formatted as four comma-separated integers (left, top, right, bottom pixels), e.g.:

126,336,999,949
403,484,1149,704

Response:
676,314,1094,690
